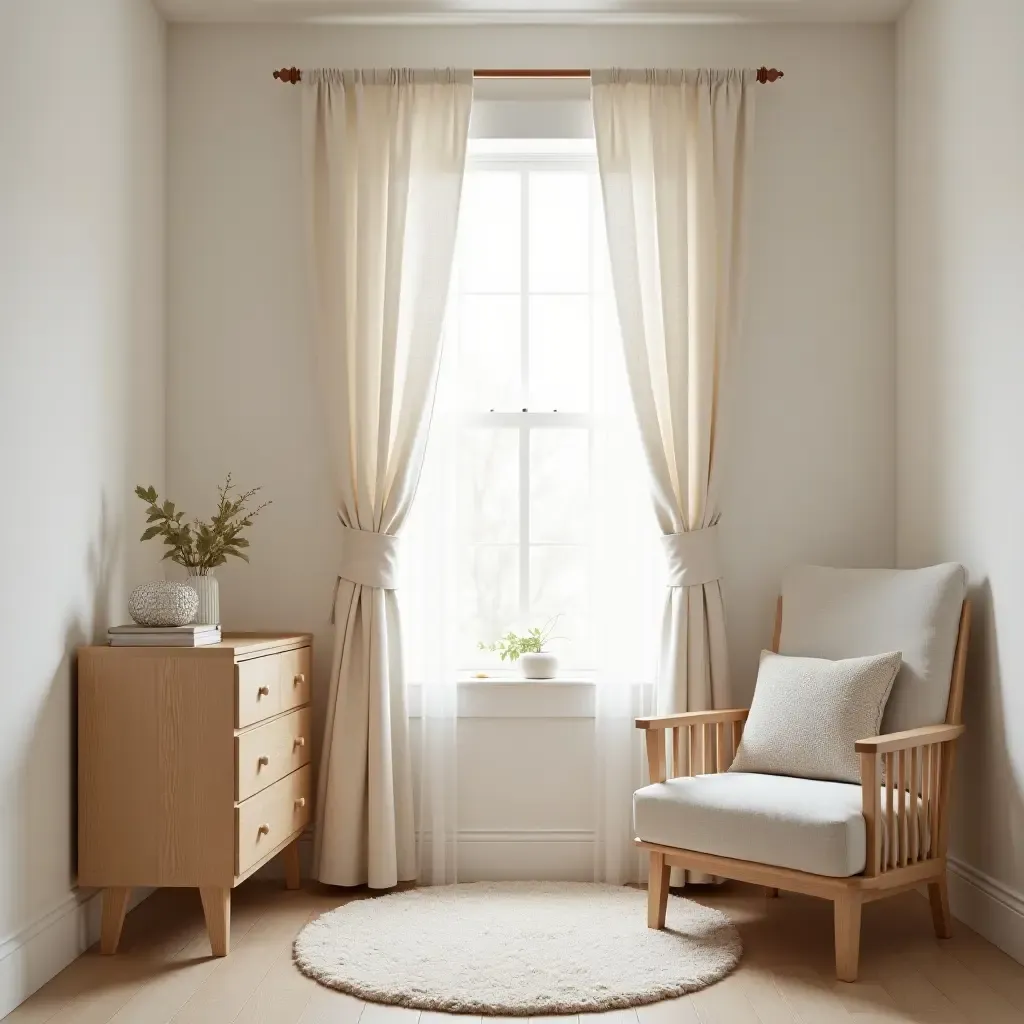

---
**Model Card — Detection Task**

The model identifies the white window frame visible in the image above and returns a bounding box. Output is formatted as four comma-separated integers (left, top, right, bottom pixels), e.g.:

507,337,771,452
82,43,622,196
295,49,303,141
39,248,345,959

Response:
455,147,600,669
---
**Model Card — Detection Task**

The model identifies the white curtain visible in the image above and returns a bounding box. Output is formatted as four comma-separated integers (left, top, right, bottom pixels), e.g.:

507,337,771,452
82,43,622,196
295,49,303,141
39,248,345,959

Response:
302,68,472,888
592,69,755,883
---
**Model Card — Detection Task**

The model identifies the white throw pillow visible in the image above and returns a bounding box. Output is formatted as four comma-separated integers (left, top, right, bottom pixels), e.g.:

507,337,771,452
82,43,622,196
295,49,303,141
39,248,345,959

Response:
730,650,902,784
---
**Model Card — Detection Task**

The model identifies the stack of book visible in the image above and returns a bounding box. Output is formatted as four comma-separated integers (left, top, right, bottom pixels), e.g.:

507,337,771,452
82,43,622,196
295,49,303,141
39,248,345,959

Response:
107,624,222,647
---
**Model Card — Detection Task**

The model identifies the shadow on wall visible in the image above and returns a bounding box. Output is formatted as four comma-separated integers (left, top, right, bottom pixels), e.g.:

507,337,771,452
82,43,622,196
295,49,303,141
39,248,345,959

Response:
954,578,1024,884
12,499,120,986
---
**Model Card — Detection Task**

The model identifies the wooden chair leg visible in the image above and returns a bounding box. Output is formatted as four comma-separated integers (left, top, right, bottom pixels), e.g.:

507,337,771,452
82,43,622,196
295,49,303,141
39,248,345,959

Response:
200,887,231,957
283,838,301,891
99,887,131,955
647,851,670,930
834,892,863,982
928,874,952,939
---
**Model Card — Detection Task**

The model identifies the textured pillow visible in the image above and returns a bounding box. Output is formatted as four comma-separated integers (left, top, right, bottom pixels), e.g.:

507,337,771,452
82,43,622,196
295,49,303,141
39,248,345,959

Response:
730,650,902,784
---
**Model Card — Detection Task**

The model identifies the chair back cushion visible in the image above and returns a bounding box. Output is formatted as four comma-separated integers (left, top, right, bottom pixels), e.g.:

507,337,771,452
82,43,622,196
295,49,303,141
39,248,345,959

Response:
779,563,966,733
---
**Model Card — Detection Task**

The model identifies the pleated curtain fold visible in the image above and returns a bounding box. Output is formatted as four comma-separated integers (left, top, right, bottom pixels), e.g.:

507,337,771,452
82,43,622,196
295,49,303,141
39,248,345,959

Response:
301,68,472,888
592,69,755,881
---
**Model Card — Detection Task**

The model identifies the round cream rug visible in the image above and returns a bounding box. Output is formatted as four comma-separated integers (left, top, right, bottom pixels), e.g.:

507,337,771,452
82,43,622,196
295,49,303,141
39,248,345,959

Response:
293,881,741,1014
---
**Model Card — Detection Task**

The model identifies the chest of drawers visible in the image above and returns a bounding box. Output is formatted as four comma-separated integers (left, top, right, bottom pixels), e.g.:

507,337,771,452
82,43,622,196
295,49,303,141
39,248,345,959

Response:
77,633,313,956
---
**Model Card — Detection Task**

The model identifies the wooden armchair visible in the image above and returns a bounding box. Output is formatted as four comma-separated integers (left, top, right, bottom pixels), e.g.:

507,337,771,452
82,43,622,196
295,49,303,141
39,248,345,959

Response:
634,564,971,982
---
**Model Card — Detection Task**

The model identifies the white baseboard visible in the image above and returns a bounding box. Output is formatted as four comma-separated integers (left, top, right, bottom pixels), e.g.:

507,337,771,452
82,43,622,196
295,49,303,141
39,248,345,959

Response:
947,856,1024,965
262,829,598,886
0,886,152,1019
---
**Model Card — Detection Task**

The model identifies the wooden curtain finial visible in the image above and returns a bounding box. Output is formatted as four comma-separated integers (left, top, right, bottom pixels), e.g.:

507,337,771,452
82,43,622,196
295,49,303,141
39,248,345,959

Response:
273,67,302,84
756,66,784,84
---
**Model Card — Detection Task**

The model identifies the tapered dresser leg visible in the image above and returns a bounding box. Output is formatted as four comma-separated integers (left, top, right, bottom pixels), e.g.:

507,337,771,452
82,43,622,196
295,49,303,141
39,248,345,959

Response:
928,875,953,939
283,838,301,891
200,887,231,957
647,852,671,930
100,887,131,954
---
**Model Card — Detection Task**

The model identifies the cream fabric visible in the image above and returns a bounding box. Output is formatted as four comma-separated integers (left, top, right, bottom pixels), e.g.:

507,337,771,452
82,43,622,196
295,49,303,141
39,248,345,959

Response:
337,525,401,590
302,68,472,888
592,69,755,884
730,650,902,784
779,564,966,734
634,773,930,878
662,525,722,588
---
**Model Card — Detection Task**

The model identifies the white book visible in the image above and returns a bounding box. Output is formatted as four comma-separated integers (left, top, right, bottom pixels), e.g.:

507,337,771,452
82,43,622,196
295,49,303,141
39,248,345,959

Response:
108,624,218,635
108,630,221,647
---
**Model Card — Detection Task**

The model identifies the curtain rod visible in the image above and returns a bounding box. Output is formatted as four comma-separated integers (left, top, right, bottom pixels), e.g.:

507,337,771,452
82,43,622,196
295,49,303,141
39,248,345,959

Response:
272,67,784,84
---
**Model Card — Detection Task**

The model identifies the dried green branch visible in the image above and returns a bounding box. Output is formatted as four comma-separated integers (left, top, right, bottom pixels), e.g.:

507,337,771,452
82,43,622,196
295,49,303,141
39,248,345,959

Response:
135,473,270,574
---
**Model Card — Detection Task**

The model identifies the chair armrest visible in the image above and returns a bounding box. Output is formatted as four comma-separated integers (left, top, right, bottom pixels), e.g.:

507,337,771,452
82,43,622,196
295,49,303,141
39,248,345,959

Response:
855,723,963,754
858,722,964,878
635,708,750,731
639,709,750,783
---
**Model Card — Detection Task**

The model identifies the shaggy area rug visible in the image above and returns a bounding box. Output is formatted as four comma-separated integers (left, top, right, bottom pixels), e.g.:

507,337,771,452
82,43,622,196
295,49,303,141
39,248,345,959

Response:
292,881,741,1014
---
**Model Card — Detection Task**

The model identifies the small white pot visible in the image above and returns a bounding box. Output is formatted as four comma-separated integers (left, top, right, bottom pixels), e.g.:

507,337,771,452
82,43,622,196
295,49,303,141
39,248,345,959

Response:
519,652,558,679
186,573,220,626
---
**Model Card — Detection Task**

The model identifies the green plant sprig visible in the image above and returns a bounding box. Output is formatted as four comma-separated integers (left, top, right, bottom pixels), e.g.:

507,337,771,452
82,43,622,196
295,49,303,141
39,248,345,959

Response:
135,474,270,574
478,616,564,662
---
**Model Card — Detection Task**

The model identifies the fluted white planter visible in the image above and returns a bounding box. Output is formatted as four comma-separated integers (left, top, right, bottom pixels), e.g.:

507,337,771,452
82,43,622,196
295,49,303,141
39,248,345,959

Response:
519,652,558,679
186,573,220,626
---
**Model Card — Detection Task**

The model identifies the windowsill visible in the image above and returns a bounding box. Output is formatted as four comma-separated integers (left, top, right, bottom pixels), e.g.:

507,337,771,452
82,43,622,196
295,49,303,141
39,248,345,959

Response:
408,677,597,718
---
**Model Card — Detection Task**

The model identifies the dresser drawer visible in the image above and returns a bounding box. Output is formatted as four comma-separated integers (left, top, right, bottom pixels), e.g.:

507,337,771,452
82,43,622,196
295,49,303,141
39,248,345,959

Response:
236,707,312,801
236,647,311,727
236,764,311,877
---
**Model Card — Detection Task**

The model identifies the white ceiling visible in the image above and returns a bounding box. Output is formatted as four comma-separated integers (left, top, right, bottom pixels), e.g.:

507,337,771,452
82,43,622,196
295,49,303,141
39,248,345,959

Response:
155,0,910,24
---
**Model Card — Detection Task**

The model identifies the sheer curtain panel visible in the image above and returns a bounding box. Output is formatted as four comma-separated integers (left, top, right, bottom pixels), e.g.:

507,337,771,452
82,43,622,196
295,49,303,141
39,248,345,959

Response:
592,69,755,883
301,68,472,888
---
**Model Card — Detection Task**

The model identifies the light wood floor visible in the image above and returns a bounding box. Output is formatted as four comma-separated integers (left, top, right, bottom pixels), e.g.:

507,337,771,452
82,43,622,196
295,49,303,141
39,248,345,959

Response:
5,880,1024,1023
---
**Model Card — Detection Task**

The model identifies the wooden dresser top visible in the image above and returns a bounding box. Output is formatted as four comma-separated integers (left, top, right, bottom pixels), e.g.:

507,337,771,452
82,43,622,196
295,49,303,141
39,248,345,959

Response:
81,632,312,660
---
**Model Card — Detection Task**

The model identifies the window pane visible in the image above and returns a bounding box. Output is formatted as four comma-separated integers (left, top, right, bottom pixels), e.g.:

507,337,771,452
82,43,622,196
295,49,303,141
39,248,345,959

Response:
460,544,519,667
458,296,521,411
530,428,589,544
529,172,590,293
459,428,519,544
459,172,520,293
529,295,590,411
530,545,590,669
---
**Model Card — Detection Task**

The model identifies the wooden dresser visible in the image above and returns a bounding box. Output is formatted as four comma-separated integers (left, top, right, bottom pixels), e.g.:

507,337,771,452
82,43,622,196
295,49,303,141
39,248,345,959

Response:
78,633,313,956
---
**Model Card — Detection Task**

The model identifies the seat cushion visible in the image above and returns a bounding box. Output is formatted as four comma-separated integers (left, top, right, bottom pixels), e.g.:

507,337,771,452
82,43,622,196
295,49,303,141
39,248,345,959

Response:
634,772,930,878
779,563,966,734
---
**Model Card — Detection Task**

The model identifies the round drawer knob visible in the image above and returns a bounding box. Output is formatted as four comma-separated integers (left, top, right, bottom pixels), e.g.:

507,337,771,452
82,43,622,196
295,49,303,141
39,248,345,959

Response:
258,686,270,697
257,755,269,768
295,797,306,809
294,673,305,685
257,824,270,837
293,736,306,749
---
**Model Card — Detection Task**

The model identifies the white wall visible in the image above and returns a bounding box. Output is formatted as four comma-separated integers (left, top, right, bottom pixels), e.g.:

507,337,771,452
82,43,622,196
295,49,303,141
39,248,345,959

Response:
897,0,1024,960
0,0,165,1010
167,22,895,874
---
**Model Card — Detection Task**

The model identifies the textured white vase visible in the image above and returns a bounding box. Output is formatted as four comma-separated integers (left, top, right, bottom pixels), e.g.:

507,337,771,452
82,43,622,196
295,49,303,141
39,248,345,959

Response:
519,652,558,679
186,573,220,626
128,581,198,627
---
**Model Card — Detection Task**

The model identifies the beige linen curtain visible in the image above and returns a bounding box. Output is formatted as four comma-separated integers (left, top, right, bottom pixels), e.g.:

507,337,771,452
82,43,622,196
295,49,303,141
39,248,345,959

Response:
592,70,755,880
302,69,472,888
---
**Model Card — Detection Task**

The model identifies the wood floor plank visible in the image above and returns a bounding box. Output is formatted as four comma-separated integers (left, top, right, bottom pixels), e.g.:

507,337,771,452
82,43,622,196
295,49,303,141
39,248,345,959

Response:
296,987,365,1024
358,1003,421,1024
167,902,315,1024
635,997,700,1024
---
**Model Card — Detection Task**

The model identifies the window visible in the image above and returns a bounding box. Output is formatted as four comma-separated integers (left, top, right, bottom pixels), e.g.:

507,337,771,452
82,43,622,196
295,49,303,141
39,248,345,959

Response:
405,140,658,681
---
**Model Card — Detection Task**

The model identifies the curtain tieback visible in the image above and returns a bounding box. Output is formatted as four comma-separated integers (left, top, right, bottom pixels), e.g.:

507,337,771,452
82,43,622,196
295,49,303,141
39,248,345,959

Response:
662,525,722,588
332,522,401,598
